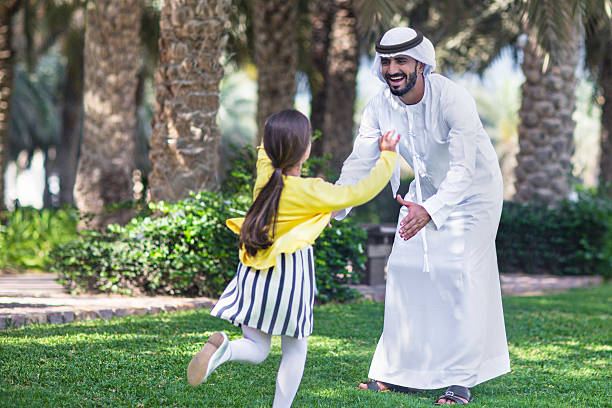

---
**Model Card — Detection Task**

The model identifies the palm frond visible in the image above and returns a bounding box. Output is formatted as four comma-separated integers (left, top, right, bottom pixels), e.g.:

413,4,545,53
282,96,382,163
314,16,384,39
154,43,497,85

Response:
354,0,404,50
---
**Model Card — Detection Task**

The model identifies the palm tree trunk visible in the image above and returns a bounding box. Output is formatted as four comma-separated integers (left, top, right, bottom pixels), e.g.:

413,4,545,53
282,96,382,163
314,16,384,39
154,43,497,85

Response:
308,0,334,159
0,1,20,211
598,37,612,188
253,0,298,142
322,0,359,174
74,0,141,229
42,148,54,208
57,28,84,207
148,0,230,203
514,32,580,205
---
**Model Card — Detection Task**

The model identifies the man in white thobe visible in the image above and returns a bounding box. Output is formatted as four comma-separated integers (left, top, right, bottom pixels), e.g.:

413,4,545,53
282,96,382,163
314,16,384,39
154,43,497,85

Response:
335,27,510,405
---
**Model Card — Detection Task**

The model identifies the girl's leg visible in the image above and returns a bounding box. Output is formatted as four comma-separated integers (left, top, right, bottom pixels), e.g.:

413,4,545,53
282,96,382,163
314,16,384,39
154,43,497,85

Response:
273,335,308,408
227,325,272,364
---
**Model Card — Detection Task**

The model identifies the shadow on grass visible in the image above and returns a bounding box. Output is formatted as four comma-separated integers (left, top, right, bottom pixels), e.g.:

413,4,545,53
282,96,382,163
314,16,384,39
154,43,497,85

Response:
0,284,610,407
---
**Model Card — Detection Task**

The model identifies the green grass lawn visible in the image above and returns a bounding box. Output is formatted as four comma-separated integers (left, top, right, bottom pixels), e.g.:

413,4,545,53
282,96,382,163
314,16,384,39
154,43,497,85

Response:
1,284,610,407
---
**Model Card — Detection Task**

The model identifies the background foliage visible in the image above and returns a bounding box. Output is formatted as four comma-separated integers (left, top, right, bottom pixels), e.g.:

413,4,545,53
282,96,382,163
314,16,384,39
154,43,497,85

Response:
497,188,612,278
0,207,78,272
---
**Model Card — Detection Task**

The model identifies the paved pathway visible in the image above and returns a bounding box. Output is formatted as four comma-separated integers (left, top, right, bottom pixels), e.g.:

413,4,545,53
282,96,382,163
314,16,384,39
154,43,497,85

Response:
0,273,604,330
0,274,215,330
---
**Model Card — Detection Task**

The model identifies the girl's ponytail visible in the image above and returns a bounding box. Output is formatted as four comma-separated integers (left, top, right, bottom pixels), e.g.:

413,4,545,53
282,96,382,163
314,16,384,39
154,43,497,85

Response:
240,168,284,256
239,110,311,257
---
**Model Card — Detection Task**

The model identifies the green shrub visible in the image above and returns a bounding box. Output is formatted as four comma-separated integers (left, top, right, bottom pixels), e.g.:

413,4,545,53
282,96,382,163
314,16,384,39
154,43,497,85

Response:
497,190,612,278
52,192,250,296
313,220,366,303
0,207,78,271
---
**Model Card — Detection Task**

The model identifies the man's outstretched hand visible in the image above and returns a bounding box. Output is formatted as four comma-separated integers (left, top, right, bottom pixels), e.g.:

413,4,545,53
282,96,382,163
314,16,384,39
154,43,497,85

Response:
397,195,431,240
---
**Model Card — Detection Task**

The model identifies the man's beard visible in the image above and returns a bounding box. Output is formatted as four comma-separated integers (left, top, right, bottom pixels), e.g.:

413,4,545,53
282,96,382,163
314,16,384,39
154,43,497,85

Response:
386,64,418,96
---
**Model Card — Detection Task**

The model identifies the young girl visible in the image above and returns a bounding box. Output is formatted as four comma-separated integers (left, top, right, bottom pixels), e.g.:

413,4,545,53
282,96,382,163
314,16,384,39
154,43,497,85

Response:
187,109,399,407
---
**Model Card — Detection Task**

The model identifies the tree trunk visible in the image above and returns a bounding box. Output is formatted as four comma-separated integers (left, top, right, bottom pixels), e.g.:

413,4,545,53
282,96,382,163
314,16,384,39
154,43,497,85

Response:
42,148,53,208
0,1,19,211
514,33,580,205
148,0,229,203
253,0,298,142
74,0,141,229
57,28,84,207
322,0,359,174
308,0,334,159
598,35,612,188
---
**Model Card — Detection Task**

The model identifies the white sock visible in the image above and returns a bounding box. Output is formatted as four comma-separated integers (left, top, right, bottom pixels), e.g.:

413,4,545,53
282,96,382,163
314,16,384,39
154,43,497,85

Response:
272,335,308,408
227,325,271,364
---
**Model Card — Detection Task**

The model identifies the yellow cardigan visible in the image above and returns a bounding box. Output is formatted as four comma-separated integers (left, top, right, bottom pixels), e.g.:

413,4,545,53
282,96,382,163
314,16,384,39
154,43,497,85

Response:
226,144,397,269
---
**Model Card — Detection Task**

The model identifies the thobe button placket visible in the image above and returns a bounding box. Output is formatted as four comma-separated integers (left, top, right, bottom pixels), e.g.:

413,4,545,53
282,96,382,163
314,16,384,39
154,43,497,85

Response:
405,107,431,273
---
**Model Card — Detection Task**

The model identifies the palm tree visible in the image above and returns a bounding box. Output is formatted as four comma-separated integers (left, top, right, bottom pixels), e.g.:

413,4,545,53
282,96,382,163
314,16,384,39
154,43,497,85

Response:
56,25,84,207
253,0,299,142
308,0,402,173
584,5,612,188
0,0,21,211
303,0,360,174
513,30,580,204
307,0,334,161
595,30,612,187
74,0,142,228
510,1,579,204
147,0,230,203
513,0,611,204
320,0,359,173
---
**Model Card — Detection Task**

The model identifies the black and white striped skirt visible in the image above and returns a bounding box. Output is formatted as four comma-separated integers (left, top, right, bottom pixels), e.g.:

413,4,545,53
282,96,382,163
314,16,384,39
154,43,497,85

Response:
210,245,316,339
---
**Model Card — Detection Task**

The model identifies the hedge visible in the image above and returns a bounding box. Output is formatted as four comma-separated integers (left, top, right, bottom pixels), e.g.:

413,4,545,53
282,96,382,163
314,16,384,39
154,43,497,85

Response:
50,191,365,303
496,190,612,278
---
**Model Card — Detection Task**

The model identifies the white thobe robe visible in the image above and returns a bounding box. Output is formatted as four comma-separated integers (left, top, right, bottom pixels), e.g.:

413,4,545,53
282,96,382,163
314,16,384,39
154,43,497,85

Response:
337,74,510,389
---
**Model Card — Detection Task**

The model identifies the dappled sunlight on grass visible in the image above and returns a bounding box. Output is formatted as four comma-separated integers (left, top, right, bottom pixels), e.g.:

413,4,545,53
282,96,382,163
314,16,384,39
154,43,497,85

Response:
1,284,610,407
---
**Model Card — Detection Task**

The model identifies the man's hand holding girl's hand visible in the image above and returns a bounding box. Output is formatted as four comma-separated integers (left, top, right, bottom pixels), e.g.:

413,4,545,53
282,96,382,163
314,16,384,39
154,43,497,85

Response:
379,130,400,151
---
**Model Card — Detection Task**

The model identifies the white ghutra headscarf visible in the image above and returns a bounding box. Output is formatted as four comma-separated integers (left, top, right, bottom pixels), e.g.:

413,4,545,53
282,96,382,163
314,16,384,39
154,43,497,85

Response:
371,27,437,83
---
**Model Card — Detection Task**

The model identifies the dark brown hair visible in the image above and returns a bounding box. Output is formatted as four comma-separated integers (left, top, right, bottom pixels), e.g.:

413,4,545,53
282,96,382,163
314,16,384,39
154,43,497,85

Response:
240,109,311,256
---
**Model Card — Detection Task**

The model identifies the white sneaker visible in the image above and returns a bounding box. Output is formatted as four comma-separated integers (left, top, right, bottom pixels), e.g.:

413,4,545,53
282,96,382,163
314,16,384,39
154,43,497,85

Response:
187,331,229,386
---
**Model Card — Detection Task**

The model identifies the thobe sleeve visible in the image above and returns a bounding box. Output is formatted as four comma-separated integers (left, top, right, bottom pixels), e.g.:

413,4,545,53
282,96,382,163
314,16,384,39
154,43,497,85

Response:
422,83,479,228
334,100,400,220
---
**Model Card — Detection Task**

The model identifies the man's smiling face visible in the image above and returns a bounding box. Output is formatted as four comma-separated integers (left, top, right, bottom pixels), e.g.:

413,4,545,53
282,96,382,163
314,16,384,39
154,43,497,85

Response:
381,55,419,97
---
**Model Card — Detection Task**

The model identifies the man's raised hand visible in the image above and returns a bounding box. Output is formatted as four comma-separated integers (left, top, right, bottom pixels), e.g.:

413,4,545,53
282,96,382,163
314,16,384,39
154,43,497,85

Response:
379,130,400,151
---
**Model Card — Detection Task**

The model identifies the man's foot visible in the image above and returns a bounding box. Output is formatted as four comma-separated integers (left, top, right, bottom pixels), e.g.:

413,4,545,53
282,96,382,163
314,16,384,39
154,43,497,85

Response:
186,332,229,386
359,380,390,392
434,385,472,405
359,380,422,393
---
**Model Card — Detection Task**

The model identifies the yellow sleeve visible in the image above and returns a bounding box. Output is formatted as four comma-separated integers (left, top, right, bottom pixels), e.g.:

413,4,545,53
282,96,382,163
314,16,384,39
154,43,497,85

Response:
289,151,397,212
253,143,274,200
